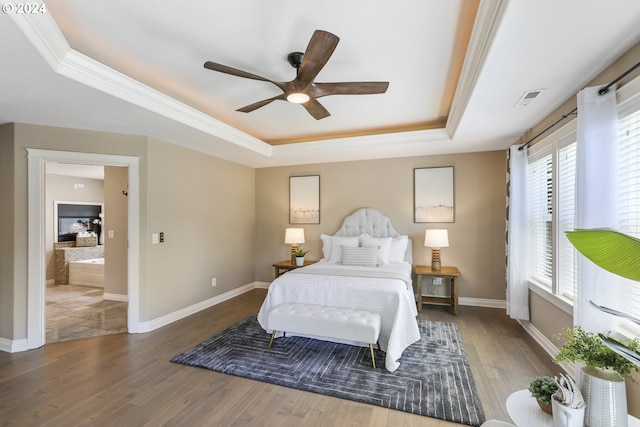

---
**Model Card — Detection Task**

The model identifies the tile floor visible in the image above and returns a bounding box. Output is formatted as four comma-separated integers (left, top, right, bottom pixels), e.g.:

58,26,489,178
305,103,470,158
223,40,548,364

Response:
46,284,127,343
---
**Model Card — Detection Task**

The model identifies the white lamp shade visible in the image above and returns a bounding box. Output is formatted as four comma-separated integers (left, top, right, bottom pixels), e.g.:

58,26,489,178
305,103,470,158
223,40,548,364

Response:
424,229,449,248
285,228,305,244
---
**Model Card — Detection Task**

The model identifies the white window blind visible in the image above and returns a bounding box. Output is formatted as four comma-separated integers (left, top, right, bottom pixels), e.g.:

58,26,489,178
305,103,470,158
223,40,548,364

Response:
528,152,553,286
618,107,640,332
557,142,577,300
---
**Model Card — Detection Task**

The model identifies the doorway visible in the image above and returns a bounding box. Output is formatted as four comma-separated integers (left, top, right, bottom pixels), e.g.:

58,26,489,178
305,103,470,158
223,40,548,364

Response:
45,164,129,343
27,149,140,349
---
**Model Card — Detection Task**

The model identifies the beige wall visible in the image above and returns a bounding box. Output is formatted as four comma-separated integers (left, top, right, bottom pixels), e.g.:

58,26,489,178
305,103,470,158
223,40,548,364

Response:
0,124,15,339
0,123,255,341
144,138,255,319
254,150,507,302
104,166,128,296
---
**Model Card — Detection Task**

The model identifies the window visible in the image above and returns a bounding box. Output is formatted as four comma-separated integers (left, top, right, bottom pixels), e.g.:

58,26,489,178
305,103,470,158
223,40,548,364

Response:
556,142,577,300
524,91,640,337
617,106,640,334
526,136,577,303
527,151,553,287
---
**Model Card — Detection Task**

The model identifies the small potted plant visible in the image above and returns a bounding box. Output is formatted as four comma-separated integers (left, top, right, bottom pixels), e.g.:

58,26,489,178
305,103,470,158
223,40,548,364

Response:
554,326,639,383
528,376,558,414
293,248,309,266
554,326,639,426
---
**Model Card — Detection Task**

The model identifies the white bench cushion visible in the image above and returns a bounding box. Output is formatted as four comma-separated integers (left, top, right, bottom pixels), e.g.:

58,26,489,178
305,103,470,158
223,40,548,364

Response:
268,303,381,344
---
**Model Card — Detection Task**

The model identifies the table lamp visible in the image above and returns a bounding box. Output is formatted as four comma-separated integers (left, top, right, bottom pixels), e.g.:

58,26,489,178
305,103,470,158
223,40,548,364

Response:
285,228,305,263
424,229,449,271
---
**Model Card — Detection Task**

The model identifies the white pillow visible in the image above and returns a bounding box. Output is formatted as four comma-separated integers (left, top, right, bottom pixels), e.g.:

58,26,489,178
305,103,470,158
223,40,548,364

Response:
328,236,359,263
389,235,409,263
320,234,332,260
341,246,378,267
359,234,392,265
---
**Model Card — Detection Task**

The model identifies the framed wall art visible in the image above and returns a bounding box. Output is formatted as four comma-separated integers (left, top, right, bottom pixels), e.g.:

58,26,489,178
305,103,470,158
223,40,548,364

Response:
290,175,320,224
414,166,454,223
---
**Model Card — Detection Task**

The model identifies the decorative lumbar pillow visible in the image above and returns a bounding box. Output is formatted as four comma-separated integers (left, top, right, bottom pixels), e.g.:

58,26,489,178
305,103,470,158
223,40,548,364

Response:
328,236,359,263
359,234,392,264
341,245,379,267
389,235,409,263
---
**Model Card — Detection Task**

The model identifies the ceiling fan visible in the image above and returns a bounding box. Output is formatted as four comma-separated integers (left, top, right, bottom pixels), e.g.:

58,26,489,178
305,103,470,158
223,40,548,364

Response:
203,30,389,120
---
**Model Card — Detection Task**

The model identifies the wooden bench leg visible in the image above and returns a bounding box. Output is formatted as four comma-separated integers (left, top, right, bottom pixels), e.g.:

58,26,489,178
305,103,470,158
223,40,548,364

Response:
369,344,376,369
268,331,276,350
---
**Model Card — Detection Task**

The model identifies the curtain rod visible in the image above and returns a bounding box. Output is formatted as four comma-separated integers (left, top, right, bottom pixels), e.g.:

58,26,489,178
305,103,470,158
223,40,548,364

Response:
518,59,640,151
517,108,577,151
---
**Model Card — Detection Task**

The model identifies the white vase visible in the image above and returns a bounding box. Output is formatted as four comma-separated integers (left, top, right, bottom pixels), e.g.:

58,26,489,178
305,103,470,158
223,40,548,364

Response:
579,366,628,427
552,397,585,427
295,257,304,266
99,230,105,245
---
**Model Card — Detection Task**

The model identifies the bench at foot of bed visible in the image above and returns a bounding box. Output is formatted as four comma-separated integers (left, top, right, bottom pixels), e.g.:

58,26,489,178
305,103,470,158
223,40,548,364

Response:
267,303,382,368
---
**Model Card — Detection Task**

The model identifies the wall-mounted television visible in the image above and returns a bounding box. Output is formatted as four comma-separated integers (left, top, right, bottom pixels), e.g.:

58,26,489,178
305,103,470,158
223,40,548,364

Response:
55,202,103,242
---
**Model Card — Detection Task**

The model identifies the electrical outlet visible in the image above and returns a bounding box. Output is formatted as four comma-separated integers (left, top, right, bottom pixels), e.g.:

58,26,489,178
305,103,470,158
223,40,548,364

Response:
152,233,159,244
433,277,443,285
211,278,216,287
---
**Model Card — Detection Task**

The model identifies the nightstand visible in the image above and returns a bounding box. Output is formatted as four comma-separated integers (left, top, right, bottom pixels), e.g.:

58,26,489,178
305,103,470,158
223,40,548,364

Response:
413,265,461,315
273,260,316,278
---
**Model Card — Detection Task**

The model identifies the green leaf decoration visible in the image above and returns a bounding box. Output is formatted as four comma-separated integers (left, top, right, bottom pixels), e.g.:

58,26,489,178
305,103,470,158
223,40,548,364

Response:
565,228,640,282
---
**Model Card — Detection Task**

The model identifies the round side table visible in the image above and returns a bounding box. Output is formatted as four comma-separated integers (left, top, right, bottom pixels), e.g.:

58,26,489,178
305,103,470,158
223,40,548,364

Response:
506,389,553,427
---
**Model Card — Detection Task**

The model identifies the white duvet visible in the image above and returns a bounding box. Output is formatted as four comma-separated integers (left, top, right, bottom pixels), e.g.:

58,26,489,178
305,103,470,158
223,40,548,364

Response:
257,260,420,372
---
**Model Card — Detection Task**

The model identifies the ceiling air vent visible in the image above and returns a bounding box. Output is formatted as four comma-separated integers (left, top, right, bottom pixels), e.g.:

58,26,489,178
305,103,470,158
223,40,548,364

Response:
514,89,546,107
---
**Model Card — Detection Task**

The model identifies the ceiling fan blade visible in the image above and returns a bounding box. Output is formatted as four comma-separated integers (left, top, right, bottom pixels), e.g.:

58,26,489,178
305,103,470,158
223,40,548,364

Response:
313,82,389,97
296,30,340,89
236,94,286,113
204,61,273,83
302,97,331,120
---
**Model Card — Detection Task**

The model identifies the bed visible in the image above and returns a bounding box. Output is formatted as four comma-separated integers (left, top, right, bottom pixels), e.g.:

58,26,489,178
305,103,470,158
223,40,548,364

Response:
257,208,420,372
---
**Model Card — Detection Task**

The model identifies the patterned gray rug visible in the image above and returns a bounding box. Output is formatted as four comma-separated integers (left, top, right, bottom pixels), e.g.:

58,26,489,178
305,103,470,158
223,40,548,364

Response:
171,315,485,426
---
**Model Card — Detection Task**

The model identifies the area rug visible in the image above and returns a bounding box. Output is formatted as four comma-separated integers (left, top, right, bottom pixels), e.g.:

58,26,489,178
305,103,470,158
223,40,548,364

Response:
171,315,485,426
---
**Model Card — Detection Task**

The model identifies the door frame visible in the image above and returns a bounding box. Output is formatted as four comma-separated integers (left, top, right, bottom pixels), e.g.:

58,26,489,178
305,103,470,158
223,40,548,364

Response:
27,149,140,349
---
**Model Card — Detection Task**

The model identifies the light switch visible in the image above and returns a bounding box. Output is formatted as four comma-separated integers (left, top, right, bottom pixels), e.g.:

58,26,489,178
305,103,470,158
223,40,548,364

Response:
152,233,159,244
108,230,115,238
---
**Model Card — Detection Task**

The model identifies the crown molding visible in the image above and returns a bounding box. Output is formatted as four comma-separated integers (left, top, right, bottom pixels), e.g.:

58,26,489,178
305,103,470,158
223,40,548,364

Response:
8,12,272,157
269,128,452,166
446,0,509,138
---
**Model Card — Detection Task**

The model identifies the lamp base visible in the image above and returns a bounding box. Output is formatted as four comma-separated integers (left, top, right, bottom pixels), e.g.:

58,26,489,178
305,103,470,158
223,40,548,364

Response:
290,244,299,264
431,248,442,271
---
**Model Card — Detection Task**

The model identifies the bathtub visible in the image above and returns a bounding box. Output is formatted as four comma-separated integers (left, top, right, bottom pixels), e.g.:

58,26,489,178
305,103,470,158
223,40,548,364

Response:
69,258,104,287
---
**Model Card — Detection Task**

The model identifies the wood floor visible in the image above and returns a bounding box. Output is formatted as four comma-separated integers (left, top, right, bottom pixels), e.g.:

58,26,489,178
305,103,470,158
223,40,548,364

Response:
0,289,560,426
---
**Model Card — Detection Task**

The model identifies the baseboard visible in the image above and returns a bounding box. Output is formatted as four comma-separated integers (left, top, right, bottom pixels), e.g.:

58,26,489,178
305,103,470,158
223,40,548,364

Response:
459,297,506,309
103,293,128,302
254,281,270,289
517,319,573,375
0,337,28,353
137,282,261,333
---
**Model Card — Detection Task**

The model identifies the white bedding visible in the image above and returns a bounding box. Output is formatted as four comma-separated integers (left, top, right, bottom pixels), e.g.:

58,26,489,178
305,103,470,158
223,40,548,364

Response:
257,260,420,372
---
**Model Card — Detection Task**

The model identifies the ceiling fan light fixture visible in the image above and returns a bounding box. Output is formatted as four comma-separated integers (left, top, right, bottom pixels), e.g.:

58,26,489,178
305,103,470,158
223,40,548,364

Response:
286,92,310,104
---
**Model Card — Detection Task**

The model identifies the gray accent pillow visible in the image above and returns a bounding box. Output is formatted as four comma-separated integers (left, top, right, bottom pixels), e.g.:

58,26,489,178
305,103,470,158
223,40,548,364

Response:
340,245,378,267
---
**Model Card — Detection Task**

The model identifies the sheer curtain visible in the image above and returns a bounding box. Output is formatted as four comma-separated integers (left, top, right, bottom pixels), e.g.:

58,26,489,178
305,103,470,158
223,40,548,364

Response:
506,145,530,320
574,85,620,332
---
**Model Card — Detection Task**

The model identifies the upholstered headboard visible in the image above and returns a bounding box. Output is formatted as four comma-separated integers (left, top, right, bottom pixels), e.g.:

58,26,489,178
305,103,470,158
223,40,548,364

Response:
334,208,412,263
334,208,401,237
